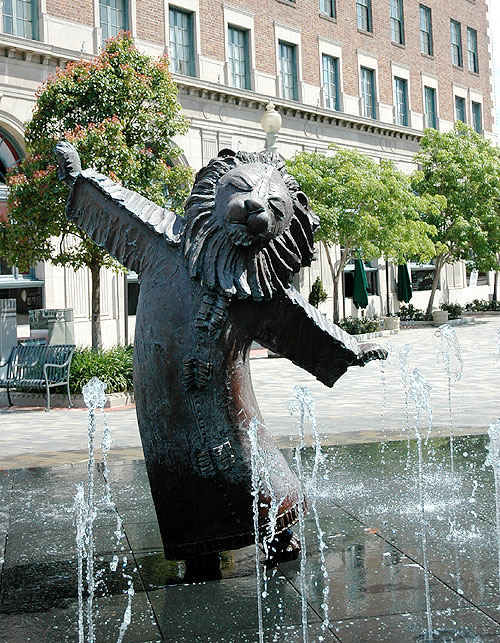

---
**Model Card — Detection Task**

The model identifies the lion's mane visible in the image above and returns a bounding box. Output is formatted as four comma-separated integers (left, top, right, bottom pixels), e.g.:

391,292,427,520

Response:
181,150,319,301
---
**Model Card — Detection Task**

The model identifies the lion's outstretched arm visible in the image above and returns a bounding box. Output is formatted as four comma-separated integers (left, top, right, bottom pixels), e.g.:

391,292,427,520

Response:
55,142,183,274
249,287,387,387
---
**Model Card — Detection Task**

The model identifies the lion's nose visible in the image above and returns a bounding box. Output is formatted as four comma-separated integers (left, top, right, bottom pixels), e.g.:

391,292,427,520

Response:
245,198,270,234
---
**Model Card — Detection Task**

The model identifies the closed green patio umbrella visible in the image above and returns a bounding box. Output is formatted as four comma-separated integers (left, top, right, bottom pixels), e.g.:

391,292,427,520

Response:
397,264,412,303
353,258,369,309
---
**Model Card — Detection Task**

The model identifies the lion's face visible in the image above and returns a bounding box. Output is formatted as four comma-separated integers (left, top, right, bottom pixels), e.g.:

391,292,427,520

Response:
214,163,295,248
181,150,318,301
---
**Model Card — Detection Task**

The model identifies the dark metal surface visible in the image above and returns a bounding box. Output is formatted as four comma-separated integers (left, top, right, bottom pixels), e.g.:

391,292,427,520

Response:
55,143,385,559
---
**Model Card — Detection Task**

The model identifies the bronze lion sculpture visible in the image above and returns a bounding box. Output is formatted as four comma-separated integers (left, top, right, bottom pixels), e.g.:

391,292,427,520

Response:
55,143,385,580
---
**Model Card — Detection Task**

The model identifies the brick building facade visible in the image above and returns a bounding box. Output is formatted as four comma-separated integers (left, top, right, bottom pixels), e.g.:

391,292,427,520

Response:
0,0,497,345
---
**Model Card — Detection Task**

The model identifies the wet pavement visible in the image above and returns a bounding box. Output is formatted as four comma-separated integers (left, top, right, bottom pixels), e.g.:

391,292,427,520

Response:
2,318,500,641
1,434,500,642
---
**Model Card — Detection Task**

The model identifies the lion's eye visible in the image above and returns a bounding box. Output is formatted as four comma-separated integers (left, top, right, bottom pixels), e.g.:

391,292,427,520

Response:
227,176,254,192
268,196,286,219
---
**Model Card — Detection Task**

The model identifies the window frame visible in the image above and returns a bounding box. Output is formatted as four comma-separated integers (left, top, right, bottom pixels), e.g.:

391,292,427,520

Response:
450,19,463,67
360,66,376,119
169,6,196,77
394,76,408,126
99,0,128,46
424,86,437,129
279,40,299,101
3,0,38,40
471,101,482,134
419,5,433,56
454,95,466,123
322,54,340,111
390,0,404,45
467,27,478,73
319,0,335,18
228,25,250,90
356,0,372,32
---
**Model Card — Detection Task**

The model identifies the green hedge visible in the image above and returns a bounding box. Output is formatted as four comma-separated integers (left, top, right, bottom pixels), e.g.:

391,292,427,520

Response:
70,345,134,394
338,316,380,335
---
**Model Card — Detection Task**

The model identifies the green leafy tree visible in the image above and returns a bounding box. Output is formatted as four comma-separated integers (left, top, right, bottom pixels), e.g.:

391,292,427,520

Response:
287,148,437,322
0,33,193,349
412,122,500,315
308,276,328,308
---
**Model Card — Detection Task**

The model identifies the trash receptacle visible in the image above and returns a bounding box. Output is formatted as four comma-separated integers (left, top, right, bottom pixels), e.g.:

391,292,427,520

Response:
0,298,16,377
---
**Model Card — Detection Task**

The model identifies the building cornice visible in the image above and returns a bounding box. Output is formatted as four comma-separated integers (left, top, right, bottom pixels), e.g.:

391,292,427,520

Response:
0,34,93,68
174,75,423,142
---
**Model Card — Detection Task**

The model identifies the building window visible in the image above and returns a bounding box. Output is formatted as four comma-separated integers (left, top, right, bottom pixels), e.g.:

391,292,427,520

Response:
3,0,37,39
455,96,466,123
228,26,250,90
390,0,404,45
100,0,127,45
319,0,335,18
472,101,482,133
467,27,478,73
356,0,371,32
169,7,195,77
419,5,432,56
279,41,298,101
394,77,408,126
410,264,436,291
450,19,462,67
322,55,339,110
360,67,376,119
424,86,437,129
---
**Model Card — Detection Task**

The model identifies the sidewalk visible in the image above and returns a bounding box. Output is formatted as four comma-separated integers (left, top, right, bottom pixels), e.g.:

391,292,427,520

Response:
1,317,499,469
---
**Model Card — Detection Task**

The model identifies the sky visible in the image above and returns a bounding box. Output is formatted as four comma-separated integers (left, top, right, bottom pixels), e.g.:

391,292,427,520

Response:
490,0,500,135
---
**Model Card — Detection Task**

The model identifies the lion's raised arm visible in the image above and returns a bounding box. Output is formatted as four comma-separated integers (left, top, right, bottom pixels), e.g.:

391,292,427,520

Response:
55,142,182,274
235,287,386,387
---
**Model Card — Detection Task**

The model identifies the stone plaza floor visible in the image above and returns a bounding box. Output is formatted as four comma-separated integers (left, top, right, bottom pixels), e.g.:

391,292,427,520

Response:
1,317,500,641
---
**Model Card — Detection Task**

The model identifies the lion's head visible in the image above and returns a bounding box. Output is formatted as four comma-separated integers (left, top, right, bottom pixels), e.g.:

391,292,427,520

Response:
181,150,319,301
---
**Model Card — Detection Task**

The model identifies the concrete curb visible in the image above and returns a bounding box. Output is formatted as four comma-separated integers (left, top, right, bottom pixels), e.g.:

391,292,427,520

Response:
0,391,134,409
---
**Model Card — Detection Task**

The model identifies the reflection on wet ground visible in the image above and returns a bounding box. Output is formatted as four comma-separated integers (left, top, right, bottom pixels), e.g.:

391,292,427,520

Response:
1,435,500,642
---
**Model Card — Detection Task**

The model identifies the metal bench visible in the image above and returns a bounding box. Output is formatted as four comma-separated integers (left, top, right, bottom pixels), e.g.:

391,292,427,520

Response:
0,344,75,411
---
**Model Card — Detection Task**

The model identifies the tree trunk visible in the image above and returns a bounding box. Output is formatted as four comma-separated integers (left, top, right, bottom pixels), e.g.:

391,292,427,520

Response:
89,259,102,351
426,256,443,316
494,271,498,302
322,240,340,322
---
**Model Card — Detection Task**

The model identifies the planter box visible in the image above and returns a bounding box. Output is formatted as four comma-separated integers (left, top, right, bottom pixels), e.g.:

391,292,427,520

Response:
383,316,400,332
432,310,449,326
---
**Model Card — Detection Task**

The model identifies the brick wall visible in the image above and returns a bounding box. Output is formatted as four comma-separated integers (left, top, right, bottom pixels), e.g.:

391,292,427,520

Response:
198,0,494,131
46,0,93,26
136,0,165,45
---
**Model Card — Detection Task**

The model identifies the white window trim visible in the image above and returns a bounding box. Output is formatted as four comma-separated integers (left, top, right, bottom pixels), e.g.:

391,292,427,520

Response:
452,83,468,124
469,89,483,133
357,51,379,119
391,62,411,127
318,37,343,111
223,4,255,90
274,22,303,102
166,0,201,77
421,72,440,129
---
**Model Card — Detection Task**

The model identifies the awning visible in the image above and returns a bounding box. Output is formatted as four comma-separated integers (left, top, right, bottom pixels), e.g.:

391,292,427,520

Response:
353,258,369,309
397,264,412,303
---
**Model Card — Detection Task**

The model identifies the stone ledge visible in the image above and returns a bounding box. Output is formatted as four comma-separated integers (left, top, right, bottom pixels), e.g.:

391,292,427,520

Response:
401,317,477,328
0,391,134,409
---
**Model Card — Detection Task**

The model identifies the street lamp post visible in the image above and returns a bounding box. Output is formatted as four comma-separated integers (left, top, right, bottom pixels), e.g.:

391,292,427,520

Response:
260,101,282,152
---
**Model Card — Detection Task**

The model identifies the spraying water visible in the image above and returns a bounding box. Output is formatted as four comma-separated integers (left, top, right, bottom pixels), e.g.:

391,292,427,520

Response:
290,386,330,635
409,369,434,641
486,418,500,610
75,376,134,643
434,324,463,590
